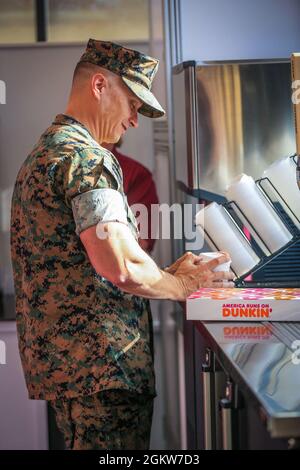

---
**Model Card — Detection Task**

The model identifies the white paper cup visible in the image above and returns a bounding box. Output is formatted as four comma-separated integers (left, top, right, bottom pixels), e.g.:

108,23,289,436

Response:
200,252,231,272
263,156,300,229
195,203,260,277
226,173,293,253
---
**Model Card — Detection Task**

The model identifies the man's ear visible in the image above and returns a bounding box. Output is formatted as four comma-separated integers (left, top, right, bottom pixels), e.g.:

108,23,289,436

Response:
91,73,107,100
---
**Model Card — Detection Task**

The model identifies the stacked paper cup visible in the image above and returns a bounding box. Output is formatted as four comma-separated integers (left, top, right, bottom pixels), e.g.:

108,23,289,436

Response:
200,252,231,272
226,174,293,254
195,202,260,277
262,156,300,229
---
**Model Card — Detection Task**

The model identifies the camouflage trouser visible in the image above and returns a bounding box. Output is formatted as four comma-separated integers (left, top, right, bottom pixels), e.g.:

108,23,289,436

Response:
50,389,154,450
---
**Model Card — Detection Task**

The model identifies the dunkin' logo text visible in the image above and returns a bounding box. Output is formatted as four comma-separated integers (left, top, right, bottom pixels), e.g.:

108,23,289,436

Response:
222,304,272,318
223,326,272,339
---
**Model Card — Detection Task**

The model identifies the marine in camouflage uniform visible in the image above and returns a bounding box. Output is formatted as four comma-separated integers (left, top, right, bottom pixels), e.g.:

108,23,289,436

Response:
10,40,165,450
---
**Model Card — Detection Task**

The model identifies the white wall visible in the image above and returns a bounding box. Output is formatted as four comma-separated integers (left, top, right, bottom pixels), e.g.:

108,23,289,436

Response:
0,322,48,449
179,0,300,61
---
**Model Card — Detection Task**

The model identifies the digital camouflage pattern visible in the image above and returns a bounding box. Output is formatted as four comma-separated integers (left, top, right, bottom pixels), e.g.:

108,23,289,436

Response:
10,114,156,401
50,389,154,450
79,39,165,119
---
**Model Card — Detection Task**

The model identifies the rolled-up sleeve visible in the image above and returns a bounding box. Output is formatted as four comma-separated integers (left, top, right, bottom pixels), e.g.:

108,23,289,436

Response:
71,188,128,235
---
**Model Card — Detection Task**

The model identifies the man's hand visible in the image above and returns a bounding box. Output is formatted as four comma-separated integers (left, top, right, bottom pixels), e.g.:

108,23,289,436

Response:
170,252,235,301
164,251,201,275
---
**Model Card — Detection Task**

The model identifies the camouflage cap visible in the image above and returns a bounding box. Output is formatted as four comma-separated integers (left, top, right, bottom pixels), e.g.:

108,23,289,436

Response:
79,38,165,119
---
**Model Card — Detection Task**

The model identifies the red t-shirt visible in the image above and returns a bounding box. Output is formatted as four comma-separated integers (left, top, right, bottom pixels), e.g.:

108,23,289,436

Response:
112,147,159,252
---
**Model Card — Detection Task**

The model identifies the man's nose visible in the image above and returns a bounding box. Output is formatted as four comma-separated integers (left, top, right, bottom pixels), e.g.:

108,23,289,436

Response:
129,111,139,129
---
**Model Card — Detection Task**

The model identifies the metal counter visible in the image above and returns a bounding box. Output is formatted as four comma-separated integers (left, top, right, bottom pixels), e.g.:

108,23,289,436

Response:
194,320,300,441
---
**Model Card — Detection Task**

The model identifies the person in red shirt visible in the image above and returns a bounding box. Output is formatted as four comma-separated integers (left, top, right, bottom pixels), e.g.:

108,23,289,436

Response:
103,140,159,253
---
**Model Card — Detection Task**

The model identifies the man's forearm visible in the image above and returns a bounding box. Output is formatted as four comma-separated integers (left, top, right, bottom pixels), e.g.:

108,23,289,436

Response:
80,223,188,301
115,255,186,301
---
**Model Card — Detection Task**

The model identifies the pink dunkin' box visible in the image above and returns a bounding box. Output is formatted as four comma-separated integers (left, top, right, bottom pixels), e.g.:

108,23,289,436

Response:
187,288,300,322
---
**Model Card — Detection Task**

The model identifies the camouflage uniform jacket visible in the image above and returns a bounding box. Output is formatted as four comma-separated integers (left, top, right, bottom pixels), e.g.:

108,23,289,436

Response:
10,114,156,400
